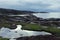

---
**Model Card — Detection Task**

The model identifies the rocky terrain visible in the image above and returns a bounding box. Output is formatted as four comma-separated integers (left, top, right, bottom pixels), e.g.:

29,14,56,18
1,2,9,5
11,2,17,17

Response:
0,14,60,28
4,15,60,27
0,8,60,40
0,8,60,27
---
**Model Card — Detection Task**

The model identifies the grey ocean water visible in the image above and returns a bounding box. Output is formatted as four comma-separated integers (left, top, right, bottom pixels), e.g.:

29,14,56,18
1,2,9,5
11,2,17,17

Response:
33,12,60,19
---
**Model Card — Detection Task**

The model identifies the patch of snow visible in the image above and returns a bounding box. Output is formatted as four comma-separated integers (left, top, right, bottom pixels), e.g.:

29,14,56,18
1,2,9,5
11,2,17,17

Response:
0,25,51,40
57,27,60,29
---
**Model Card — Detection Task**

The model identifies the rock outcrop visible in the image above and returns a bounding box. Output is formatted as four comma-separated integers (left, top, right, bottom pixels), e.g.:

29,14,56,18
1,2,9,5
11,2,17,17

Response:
16,35,58,40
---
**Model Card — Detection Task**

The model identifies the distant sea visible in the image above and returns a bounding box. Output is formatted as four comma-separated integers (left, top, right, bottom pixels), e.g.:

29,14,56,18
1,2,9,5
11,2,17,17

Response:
33,12,60,19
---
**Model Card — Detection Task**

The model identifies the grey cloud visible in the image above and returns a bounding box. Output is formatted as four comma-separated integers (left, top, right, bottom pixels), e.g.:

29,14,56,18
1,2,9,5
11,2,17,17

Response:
0,0,60,12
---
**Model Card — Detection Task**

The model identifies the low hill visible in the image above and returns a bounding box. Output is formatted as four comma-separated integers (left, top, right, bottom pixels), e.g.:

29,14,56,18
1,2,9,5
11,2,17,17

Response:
0,8,35,15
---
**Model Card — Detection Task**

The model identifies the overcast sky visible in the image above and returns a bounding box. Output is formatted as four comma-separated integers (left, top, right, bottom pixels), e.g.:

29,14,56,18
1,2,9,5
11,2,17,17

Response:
0,0,60,12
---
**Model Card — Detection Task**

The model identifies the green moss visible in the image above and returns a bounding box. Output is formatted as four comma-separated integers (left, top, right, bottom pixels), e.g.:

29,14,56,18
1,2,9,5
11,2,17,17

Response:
20,23,42,30
0,37,9,40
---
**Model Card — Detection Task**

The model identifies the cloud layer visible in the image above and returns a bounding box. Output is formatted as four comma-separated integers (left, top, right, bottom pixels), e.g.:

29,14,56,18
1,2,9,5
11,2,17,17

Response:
0,0,60,12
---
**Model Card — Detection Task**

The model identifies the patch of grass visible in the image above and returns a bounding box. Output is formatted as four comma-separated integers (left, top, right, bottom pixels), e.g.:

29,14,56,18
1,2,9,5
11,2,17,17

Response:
22,23,42,30
42,27,60,36
21,23,60,36
0,37,9,40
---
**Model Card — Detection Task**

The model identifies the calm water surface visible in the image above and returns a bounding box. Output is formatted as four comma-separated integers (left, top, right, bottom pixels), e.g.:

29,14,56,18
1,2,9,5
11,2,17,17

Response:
33,12,60,19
